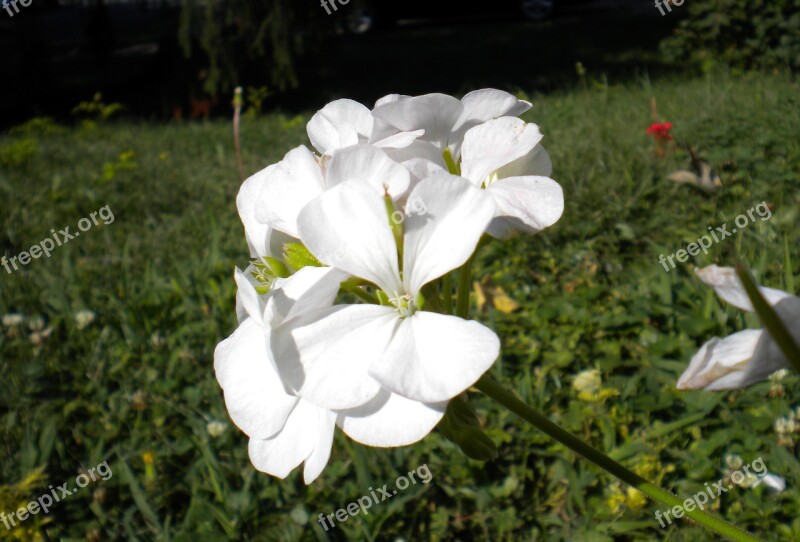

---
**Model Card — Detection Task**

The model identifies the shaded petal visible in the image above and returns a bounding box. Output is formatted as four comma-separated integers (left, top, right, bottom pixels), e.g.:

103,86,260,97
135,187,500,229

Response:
373,129,425,150
372,93,464,149
272,305,397,409
297,179,402,294
307,99,373,155
235,268,264,325
303,408,337,484
461,118,543,185
248,399,318,479
677,330,764,390
743,297,800,383
370,312,500,402
496,144,553,178
268,266,348,325
237,165,276,258
214,319,298,439
338,388,446,447
402,174,495,295
254,146,326,237
485,176,564,239
695,265,792,312
326,144,411,199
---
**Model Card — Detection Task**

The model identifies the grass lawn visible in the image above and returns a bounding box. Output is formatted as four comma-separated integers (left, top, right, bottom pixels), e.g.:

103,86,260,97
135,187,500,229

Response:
1,70,799,541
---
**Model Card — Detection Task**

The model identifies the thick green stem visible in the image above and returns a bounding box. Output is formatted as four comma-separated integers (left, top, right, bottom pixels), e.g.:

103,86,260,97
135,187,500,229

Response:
456,255,475,318
442,272,453,314
475,375,763,542
342,283,379,305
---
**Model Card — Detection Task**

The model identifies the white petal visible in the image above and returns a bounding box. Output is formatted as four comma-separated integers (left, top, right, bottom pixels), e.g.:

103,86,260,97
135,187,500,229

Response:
677,330,764,390
297,179,402,294
372,129,425,150
272,305,397,410
307,99,373,155
372,93,464,149
337,389,446,447
370,312,500,402
485,176,564,239
268,266,348,325
254,146,326,237
402,174,495,295
461,118,544,185
214,319,298,439
235,268,263,325
451,89,532,154
744,297,800,383
237,165,276,258
248,399,318,479
695,265,792,312
326,144,410,199
496,144,553,178
235,264,261,324
755,473,786,493
303,408,337,484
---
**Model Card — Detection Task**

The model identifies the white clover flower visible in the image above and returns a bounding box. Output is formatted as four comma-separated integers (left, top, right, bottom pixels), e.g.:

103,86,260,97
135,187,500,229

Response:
75,310,96,330
2,313,25,327
677,266,800,391
206,420,227,438
774,416,796,435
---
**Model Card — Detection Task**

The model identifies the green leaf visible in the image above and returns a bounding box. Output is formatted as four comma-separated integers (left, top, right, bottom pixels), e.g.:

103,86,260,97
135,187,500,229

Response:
283,243,322,271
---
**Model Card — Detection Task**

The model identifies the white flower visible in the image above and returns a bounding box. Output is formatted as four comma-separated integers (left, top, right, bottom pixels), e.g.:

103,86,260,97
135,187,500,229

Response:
677,265,800,391
75,310,96,330
215,267,344,483
271,174,500,423
459,117,564,239
368,90,563,239
2,313,24,327
307,99,424,156
252,144,411,240
370,89,532,156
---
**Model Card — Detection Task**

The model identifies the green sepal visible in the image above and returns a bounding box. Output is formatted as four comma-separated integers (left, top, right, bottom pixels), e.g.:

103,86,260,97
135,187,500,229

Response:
438,395,498,461
283,243,322,271
376,290,392,306
263,256,291,278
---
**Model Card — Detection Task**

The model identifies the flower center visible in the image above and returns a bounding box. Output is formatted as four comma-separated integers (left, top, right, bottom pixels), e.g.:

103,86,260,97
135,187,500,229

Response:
388,292,417,318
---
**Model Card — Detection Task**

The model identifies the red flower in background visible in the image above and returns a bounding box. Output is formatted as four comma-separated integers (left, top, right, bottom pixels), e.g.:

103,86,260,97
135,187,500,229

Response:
646,122,674,142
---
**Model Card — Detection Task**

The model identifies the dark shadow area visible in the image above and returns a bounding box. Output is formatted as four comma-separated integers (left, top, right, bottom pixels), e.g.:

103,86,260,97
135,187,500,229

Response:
0,0,681,127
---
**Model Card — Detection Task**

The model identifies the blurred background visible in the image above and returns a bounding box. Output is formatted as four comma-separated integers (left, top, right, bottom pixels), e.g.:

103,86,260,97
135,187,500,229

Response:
1,0,799,540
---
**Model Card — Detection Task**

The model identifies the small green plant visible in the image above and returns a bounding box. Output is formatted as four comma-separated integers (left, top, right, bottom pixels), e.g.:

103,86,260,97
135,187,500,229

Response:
0,138,37,168
661,0,800,72
72,93,125,122
100,151,137,184
244,86,273,120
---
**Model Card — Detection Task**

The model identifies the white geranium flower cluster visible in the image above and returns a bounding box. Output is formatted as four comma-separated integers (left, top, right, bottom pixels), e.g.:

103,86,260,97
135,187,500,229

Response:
214,89,564,483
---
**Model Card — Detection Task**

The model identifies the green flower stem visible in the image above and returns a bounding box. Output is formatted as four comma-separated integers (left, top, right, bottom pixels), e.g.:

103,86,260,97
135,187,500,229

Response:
456,255,475,318
341,283,379,305
475,375,763,542
442,272,453,314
